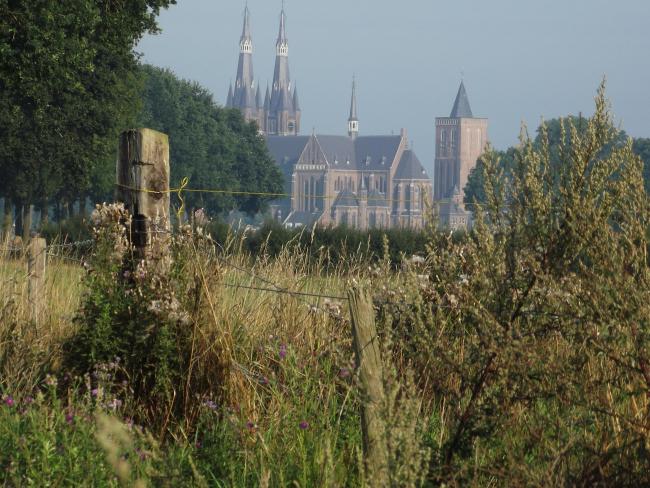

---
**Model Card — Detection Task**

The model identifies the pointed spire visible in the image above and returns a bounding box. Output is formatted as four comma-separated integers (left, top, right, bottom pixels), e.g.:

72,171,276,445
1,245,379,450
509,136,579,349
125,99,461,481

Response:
278,5,288,44
348,76,359,139
293,84,300,111
241,4,252,42
232,5,256,112
264,84,271,111
450,80,473,118
349,75,358,121
226,83,234,107
255,84,261,109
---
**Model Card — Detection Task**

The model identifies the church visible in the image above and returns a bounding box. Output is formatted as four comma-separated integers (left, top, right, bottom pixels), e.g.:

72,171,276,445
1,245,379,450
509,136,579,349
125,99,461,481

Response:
226,7,487,230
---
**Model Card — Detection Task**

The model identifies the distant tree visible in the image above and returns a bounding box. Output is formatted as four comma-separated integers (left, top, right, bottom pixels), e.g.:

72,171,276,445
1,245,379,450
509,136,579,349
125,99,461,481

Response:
136,65,284,216
465,115,644,207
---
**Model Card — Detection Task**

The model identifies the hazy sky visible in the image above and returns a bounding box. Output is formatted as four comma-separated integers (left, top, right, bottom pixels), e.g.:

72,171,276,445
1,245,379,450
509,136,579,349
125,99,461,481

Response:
139,0,649,173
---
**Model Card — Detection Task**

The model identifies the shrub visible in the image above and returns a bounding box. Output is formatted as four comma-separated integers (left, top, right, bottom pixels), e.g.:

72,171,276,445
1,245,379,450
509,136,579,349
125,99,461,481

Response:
377,81,650,485
65,204,228,433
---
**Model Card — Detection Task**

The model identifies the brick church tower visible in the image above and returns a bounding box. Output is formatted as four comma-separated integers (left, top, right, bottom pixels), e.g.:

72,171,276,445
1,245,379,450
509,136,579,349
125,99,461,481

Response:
434,81,488,205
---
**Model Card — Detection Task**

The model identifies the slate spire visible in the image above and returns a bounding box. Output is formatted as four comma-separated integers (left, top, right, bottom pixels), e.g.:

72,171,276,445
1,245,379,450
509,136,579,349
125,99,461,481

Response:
348,76,359,139
241,4,252,42
268,5,300,135
232,5,257,112
349,76,358,121
293,84,300,111
264,84,271,111
450,80,473,118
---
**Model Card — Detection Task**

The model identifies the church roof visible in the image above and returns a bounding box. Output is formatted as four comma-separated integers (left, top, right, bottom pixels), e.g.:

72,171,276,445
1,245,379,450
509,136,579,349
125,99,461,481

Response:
450,81,473,118
333,190,359,208
266,135,404,172
353,136,402,171
394,150,429,180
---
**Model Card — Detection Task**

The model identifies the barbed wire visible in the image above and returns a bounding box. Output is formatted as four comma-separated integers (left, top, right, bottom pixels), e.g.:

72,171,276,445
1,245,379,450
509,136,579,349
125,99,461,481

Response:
46,240,93,250
46,253,86,264
220,282,347,302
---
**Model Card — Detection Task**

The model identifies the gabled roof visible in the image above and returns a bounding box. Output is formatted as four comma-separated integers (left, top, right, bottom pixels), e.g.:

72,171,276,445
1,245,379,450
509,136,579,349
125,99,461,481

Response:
394,150,429,180
333,190,359,208
314,136,355,166
450,81,473,118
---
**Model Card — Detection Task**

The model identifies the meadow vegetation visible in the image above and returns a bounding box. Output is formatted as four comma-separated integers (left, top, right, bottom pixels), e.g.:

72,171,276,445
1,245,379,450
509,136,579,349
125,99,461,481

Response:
2,85,650,486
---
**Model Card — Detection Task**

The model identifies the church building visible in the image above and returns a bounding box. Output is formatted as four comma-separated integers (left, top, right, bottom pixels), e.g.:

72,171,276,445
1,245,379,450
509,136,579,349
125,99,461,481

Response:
226,6,487,230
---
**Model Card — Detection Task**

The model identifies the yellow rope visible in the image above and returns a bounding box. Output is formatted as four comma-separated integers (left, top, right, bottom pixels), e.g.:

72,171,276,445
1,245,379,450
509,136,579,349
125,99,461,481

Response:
175,176,189,224
114,181,437,205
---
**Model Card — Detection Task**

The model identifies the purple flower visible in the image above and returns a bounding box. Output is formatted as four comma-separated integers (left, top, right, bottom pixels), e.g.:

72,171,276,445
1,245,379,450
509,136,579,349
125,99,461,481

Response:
195,441,202,449
4,396,14,407
279,344,287,360
65,411,74,425
204,399,218,410
246,421,256,431
91,388,99,397
339,367,350,378
299,421,310,430
23,396,34,405
260,376,269,386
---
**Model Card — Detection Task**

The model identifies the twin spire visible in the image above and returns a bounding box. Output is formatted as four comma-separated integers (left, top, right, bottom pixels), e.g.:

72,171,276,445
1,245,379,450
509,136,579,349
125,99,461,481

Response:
228,5,364,138
228,5,300,136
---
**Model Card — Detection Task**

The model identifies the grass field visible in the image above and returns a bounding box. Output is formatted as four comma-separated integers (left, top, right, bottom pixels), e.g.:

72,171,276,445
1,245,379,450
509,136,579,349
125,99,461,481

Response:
0,241,381,486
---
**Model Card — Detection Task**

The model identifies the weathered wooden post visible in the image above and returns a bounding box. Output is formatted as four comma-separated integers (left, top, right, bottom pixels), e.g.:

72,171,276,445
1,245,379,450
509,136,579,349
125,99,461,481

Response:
348,284,389,487
115,129,170,265
28,237,47,324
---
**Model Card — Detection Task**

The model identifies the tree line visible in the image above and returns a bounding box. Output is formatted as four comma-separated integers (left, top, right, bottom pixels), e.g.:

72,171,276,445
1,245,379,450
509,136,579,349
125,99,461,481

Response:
0,1,283,240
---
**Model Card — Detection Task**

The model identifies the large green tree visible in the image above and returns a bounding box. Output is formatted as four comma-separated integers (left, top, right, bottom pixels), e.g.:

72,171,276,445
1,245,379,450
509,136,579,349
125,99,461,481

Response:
136,65,284,217
0,0,175,231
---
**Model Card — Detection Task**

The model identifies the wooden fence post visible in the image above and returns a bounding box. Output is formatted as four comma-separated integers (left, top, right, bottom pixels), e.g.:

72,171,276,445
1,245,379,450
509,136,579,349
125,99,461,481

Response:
28,237,47,324
116,129,170,265
348,284,389,487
